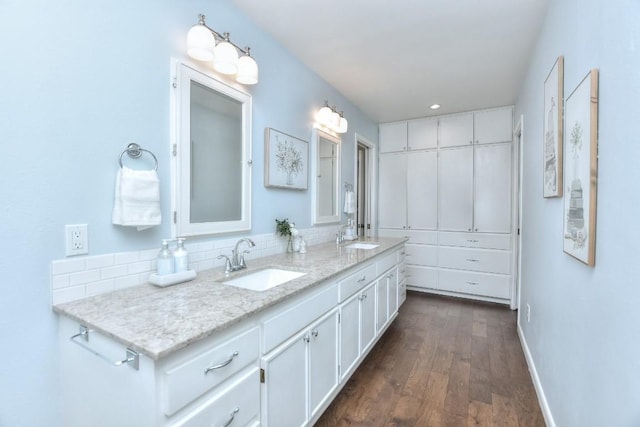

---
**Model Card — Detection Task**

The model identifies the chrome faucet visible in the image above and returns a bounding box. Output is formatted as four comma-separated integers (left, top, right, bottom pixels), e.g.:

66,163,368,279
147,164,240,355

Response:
217,238,256,274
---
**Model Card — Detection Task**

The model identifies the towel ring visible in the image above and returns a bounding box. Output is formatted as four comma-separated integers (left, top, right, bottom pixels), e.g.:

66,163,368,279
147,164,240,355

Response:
119,143,158,171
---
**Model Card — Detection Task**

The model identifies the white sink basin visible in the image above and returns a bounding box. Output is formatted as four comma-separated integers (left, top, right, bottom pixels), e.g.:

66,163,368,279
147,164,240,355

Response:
345,242,380,250
223,268,306,291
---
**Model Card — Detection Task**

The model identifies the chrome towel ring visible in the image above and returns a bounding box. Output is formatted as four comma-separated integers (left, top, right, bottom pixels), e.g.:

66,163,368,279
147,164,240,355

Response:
119,143,158,171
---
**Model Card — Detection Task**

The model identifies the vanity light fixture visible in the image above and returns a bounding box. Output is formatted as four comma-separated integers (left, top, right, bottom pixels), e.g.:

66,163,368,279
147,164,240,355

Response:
186,14,259,85
315,101,348,134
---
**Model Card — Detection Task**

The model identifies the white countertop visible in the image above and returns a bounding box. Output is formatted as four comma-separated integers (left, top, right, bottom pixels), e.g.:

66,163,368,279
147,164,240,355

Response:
53,237,406,360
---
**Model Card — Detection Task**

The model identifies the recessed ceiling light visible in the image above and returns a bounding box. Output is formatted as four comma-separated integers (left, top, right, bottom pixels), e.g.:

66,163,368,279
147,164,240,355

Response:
430,104,441,110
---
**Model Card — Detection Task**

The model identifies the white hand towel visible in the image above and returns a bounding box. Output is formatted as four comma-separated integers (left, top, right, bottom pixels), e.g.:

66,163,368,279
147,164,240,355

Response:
112,166,161,231
343,190,356,214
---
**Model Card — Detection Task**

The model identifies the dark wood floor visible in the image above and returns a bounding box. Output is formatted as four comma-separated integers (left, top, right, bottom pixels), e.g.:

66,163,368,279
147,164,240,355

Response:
315,292,545,427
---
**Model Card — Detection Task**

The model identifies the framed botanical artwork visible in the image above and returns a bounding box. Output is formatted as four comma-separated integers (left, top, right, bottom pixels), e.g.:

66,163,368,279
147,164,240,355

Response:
264,128,309,190
543,56,564,197
563,69,599,266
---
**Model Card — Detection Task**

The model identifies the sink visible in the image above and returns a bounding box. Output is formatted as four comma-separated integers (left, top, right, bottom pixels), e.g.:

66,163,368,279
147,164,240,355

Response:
345,242,380,250
223,268,306,291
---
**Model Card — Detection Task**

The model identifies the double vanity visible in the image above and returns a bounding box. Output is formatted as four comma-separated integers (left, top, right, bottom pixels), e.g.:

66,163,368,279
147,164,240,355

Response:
54,237,407,427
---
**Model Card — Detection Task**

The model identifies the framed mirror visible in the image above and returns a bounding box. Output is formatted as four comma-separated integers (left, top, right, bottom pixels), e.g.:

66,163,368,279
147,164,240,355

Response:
171,59,252,236
311,128,341,224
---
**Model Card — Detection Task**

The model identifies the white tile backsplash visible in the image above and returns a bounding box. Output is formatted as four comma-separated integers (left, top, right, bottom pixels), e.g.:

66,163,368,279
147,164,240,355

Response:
51,225,340,304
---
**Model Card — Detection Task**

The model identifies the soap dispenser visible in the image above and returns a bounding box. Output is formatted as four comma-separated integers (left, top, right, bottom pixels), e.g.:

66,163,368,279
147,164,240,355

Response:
173,238,189,273
157,240,175,276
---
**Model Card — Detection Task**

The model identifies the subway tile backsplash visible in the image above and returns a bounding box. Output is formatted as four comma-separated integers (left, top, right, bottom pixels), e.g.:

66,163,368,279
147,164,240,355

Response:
50,225,340,305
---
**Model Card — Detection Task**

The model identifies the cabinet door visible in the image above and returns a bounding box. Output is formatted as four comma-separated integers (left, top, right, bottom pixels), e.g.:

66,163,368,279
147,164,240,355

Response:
308,311,339,420
438,113,474,148
262,334,307,427
474,107,513,145
379,153,407,229
360,283,377,354
376,279,388,333
339,295,360,381
474,143,512,233
379,122,408,153
408,117,437,150
387,269,398,317
407,150,438,230
438,147,473,231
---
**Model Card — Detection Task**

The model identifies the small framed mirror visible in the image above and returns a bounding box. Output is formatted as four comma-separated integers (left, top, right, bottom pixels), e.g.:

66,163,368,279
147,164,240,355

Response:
171,59,252,236
311,128,341,224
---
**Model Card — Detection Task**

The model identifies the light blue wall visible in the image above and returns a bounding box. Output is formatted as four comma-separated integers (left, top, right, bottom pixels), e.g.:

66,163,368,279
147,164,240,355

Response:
515,0,640,425
0,1,376,425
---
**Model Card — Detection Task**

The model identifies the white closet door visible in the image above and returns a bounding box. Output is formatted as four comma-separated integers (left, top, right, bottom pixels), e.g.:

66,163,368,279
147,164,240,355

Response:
378,153,407,229
474,143,512,233
379,122,408,153
438,147,473,231
407,117,437,150
438,113,474,148
407,150,437,230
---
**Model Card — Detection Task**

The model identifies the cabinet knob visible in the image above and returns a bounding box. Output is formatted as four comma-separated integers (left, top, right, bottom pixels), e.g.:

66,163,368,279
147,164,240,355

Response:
311,329,319,338
303,335,310,343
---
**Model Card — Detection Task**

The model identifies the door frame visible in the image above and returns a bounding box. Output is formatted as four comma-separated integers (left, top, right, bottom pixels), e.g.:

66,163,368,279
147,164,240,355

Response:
353,133,378,237
511,115,524,310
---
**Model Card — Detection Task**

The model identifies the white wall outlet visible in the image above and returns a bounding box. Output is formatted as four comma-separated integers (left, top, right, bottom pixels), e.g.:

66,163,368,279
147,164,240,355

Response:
526,303,531,323
65,224,88,256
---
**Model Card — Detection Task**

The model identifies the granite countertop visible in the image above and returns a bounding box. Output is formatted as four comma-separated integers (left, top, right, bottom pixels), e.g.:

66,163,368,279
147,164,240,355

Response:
53,237,406,360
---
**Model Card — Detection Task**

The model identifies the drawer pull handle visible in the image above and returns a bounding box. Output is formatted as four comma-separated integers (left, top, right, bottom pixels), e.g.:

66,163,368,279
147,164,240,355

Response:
466,258,479,262
204,351,239,374
221,407,239,427
357,276,367,283
312,329,319,338
467,239,479,243
400,251,406,255
387,273,394,279
466,281,479,286
401,270,406,274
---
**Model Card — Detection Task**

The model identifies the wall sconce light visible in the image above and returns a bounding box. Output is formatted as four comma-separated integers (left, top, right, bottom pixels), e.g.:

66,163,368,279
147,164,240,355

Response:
316,101,348,134
186,14,258,85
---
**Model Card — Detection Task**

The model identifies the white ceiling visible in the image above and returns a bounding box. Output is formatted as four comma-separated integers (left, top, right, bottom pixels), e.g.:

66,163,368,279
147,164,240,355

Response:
232,0,549,123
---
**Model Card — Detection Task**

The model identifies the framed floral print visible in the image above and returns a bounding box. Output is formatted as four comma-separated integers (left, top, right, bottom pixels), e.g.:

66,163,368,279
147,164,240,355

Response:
264,128,309,190
563,69,599,266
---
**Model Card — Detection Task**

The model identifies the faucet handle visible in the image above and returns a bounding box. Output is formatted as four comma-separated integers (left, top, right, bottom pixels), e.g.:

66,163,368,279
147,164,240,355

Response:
217,255,232,273
239,250,250,268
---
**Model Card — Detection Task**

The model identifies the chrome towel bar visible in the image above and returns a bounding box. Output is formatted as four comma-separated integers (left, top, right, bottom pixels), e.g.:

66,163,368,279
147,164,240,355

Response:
70,325,139,370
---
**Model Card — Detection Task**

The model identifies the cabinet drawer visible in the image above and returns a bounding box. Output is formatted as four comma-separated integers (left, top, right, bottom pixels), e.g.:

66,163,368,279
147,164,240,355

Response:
438,246,511,275
438,269,510,299
378,229,437,245
397,262,407,282
439,231,511,250
406,266,437,289
377,251,397,275
339,263,377,302
263,283,338,353
405,244,437,267
170,367,260,427
164,327,259,416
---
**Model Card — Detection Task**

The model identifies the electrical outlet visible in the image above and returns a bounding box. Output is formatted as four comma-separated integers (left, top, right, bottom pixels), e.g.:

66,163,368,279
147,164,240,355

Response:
526,304,531,323
65,224,88,256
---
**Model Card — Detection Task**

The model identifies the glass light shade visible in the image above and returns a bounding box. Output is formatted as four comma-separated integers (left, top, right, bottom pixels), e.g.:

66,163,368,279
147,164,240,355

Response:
214,41,239,75
236,54,259,84
317,105,333,124
338,116,348,133
331,110,341,128
187,25,216,62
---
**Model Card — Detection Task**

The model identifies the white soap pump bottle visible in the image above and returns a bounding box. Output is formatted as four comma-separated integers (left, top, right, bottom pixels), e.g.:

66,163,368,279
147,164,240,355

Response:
173,238,189,273
157,240,175,276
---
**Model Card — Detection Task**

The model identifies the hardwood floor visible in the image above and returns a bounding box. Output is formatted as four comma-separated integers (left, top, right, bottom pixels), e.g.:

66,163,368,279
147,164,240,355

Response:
315,292,545,427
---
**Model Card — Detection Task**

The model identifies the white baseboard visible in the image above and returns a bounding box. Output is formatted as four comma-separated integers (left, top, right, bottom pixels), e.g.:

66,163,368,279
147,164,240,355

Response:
517,323,556,427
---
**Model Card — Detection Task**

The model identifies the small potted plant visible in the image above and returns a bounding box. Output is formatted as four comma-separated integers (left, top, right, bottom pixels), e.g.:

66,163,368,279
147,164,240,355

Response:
275,218,294,253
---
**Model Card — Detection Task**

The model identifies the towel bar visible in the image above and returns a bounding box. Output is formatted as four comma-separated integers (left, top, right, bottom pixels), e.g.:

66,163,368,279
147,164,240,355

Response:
119,143,158,171
70,325,139,370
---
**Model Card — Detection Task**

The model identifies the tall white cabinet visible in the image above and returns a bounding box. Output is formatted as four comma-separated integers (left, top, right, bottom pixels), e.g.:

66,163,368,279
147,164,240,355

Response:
379,106,515,305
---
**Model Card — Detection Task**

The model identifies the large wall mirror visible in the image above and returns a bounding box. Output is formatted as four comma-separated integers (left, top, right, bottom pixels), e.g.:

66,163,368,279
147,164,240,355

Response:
171,59,252,236
311,128,341,224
